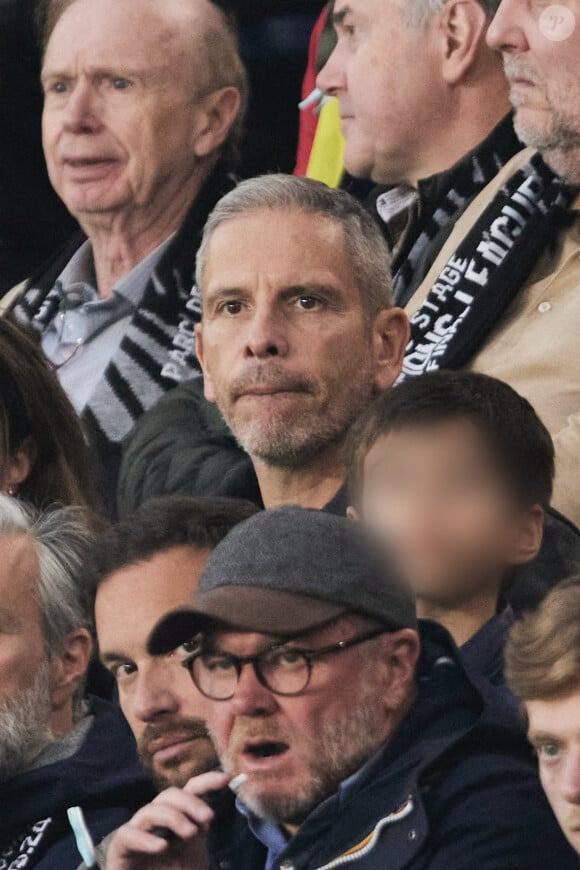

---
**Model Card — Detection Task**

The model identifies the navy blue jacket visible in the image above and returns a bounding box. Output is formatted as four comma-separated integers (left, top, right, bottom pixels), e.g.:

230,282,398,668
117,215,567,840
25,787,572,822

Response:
0,696,154,869
208,621,578,870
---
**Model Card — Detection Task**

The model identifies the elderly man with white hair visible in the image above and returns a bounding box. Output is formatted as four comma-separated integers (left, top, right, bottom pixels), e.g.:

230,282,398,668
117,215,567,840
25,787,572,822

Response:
7,0,247,509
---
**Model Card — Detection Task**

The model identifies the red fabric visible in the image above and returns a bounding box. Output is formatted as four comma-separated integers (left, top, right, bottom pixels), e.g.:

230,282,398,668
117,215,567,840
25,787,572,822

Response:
294,4,330,176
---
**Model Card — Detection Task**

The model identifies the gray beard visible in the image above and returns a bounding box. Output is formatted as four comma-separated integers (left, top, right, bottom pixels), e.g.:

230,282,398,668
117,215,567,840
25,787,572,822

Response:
0,659,54,782
226,387,376,472
218,671,389,827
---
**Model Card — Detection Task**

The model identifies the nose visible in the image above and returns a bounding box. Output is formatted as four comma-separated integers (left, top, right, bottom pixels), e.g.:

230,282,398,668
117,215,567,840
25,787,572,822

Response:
132,661,181,723
60,79,103,134
561,751,580,804
230,663,279,718
317,39,347,97
243,303,288,360
486,0,529,54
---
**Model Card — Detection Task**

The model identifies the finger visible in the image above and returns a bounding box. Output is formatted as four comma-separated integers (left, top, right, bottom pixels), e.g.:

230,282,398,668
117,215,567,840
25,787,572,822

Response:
183,769,230,795
138,803,205,840
108,826,169,860
151,787,214,825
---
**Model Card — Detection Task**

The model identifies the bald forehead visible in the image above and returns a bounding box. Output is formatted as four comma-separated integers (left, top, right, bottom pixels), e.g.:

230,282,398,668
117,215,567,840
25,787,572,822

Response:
43,0,224,71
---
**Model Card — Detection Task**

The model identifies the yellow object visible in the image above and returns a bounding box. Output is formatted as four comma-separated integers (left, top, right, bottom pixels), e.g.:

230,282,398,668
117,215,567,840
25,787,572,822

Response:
306,97,345,188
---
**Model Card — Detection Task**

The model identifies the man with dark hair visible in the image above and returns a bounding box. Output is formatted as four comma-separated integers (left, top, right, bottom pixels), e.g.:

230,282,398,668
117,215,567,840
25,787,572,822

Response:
0,496,152,869
108,507,578,868
347,371,553,689
78,495,259,868
91,496,259,790
7,0,248,512
505,577,580,856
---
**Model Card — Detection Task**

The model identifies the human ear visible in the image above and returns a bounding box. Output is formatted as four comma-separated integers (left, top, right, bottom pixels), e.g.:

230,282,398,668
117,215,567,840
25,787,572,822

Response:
192,87,242,158
1,436,37,495
439,0,488,86
380,629,420,712
509,505,544,566
371,308,410,391
49,629,93,727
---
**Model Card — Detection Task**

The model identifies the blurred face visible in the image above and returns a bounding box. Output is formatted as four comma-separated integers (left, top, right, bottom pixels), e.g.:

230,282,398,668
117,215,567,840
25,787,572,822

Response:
356,419,538,607
0,537,55,779
41,0,218,224
317,0,445,183
527,689,580,854
206,618,406,826
197,208,404,471
95,546,218,790
487,0,580,181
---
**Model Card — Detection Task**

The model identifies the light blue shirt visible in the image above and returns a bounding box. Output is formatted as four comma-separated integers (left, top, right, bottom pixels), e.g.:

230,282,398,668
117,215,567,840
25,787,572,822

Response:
237,748,383,870
42,236,174,414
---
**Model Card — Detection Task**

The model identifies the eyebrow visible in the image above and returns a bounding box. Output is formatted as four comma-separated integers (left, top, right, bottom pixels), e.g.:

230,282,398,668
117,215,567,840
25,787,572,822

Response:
333,4,353,26
100,651,132,667
41,65,146,85
528,730,560,745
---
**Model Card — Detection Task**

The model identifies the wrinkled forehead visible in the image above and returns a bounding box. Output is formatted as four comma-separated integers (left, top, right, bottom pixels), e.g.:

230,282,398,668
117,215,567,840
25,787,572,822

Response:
43,0,213,75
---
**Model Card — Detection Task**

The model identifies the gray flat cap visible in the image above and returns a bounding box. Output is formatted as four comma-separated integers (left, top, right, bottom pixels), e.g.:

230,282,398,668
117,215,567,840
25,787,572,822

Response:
148,505,417,654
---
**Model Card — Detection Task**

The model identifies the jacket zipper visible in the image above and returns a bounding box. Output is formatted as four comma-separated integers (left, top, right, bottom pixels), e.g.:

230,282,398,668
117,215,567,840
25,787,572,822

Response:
314,798,415,869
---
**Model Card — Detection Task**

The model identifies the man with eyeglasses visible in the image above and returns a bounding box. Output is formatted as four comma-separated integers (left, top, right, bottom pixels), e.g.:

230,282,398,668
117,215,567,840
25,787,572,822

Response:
105,506,578,869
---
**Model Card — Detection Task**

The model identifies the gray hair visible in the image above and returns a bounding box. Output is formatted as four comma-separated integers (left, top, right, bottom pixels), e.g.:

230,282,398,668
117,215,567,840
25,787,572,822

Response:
404,0,500,26
196,174,394,319
0,495,94,670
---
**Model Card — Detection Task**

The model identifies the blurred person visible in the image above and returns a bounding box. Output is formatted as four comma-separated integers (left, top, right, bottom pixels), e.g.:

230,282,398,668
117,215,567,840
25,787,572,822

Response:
0,496,153,868
75,496,259,868
0,318,100,514
347,371,551,691
361,0,580,525
505,577,580,856
107,507,579,868
8,0,247,509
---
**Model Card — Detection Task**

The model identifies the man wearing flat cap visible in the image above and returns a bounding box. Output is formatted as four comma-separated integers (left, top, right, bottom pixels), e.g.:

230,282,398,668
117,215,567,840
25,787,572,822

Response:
107,508,578,869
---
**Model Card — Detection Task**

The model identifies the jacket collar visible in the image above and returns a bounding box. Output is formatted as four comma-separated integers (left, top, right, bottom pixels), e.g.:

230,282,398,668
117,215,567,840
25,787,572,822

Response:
240,621,505,870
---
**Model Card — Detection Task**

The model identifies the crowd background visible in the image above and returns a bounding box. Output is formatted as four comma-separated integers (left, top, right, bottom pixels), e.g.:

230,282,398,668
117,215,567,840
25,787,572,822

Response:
1,0,580,867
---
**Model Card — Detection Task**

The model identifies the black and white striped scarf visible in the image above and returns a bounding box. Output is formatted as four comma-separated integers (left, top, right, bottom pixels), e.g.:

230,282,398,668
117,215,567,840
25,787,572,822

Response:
399,152,578,379
372,114,525,307
10,167,234,454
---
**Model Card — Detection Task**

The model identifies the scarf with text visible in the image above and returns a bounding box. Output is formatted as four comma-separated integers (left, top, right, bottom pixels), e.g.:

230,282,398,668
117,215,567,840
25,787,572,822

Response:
387,115,524,306
11,169,234,450
399,152,578,380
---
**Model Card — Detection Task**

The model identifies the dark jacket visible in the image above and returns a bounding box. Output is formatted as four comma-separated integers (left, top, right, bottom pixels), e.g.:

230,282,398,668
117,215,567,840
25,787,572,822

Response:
460,605,515,686
0,696,154,869
118,377,580,611
209,621,578,870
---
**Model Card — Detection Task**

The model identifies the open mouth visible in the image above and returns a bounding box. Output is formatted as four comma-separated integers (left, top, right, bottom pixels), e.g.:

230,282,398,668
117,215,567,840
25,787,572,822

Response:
243,741,289,759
